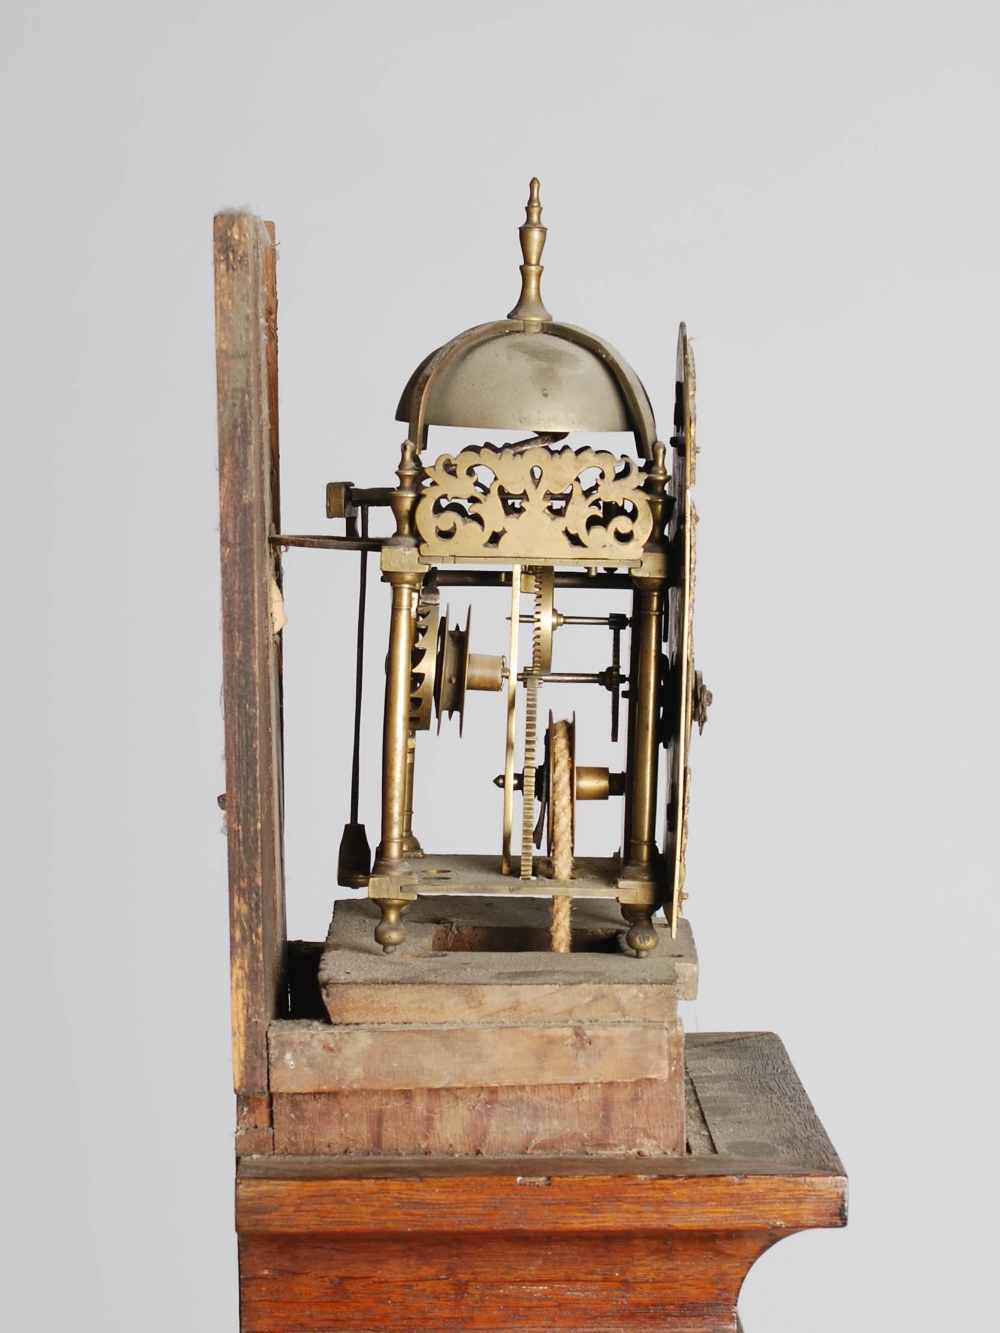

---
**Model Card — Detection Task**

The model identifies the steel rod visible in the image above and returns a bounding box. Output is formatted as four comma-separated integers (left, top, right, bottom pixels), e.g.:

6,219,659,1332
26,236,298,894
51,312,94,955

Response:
348,509,369,823
500,565,521,876
272,534,384,551
536,672,603,684
516,614,626,627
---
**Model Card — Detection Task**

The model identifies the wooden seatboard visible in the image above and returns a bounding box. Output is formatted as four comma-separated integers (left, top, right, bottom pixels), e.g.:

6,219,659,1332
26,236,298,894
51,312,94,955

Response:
323,979,680,1026
319,897,697,1028
269,1017,681,1093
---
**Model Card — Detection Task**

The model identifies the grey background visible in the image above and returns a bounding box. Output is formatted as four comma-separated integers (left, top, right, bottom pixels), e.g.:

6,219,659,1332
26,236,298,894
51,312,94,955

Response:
4,2,998,1329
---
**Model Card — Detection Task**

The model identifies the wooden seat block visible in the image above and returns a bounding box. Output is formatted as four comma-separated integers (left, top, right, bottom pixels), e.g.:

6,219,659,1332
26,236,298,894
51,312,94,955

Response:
271,1070,684,1157
267,1016,686,1155
269,1018,680,1092
266,896,695,1157
319,896,698,1026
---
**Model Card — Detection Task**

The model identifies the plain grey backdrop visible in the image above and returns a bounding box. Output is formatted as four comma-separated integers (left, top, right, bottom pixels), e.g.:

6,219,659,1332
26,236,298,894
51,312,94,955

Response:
4,2,998,1328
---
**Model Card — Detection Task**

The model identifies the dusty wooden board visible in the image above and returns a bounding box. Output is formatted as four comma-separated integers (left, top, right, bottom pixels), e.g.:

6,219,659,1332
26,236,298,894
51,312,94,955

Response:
272,1071,685,1157
269,1016,681,1092
323,977,679,1026
216,212,286,1098
319,896,697,1027
684,1068,715,1156
685,1033,844,1172
245,1032,844,1179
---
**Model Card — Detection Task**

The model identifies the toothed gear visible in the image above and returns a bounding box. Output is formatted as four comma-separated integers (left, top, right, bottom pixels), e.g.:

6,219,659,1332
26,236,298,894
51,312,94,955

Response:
409,587,440,731
519,584,543,878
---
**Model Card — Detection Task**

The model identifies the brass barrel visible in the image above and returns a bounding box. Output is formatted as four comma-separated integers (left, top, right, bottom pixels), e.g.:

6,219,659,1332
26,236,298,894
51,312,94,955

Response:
467,653,505,693
575,767,626,801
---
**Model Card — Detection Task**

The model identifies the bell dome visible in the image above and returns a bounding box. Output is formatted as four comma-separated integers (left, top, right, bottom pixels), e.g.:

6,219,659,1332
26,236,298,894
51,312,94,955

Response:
395,180,657,457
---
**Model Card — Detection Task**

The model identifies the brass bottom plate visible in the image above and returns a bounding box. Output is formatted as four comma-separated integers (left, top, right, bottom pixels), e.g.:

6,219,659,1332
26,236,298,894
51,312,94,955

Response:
367,853,661,905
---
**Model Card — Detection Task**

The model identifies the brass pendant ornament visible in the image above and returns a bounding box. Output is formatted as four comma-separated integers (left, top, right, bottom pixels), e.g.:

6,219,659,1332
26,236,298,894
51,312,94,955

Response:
328,180,709,956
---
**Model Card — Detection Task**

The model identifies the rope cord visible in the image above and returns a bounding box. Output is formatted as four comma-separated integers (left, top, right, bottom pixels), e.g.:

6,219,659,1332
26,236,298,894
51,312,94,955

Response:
550,719,573,952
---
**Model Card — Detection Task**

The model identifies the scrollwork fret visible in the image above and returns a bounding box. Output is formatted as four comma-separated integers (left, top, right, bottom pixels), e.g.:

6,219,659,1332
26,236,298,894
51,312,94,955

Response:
415,444,654,562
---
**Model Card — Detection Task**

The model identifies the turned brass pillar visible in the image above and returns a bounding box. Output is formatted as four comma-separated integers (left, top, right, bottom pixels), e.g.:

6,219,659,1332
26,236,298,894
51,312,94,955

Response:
623,581,664,873
400,729,422,857
374,569,421,870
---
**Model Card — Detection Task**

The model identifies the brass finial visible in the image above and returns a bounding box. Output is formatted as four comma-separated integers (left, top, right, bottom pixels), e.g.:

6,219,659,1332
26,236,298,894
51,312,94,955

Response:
507,177,552,324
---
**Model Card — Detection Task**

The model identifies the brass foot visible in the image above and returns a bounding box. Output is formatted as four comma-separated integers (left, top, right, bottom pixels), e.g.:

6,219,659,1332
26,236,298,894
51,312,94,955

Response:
620,905,659,959
374,899,407,953
400,831,424,857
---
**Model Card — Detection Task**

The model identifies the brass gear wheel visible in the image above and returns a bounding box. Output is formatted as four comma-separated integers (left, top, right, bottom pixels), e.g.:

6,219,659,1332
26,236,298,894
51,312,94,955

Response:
409,584,440,731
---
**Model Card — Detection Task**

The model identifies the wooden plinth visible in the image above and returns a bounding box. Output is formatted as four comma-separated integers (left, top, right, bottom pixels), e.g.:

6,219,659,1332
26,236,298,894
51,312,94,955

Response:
236,1033,846,1332
266,898,696,1158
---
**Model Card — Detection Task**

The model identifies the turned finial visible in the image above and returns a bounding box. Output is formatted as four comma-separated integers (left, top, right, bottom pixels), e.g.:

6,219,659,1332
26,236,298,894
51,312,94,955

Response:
507,177,552,324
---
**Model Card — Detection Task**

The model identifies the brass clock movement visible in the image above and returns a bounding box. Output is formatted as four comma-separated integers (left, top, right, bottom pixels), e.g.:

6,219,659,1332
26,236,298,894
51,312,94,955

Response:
322,180,710,958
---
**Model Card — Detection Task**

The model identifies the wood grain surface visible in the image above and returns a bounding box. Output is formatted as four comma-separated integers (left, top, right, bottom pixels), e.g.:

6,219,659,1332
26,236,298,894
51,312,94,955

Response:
236,1034,846,1332
269,1017,681,1092
685,1033,844,1171
319,898,697,1023
271,1074,686,1157
216,212,286,1098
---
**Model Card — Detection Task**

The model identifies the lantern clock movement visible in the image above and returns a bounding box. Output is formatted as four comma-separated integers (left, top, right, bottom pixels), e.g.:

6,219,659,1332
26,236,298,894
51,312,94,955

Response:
214,182,846,1333
325,180,708,961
